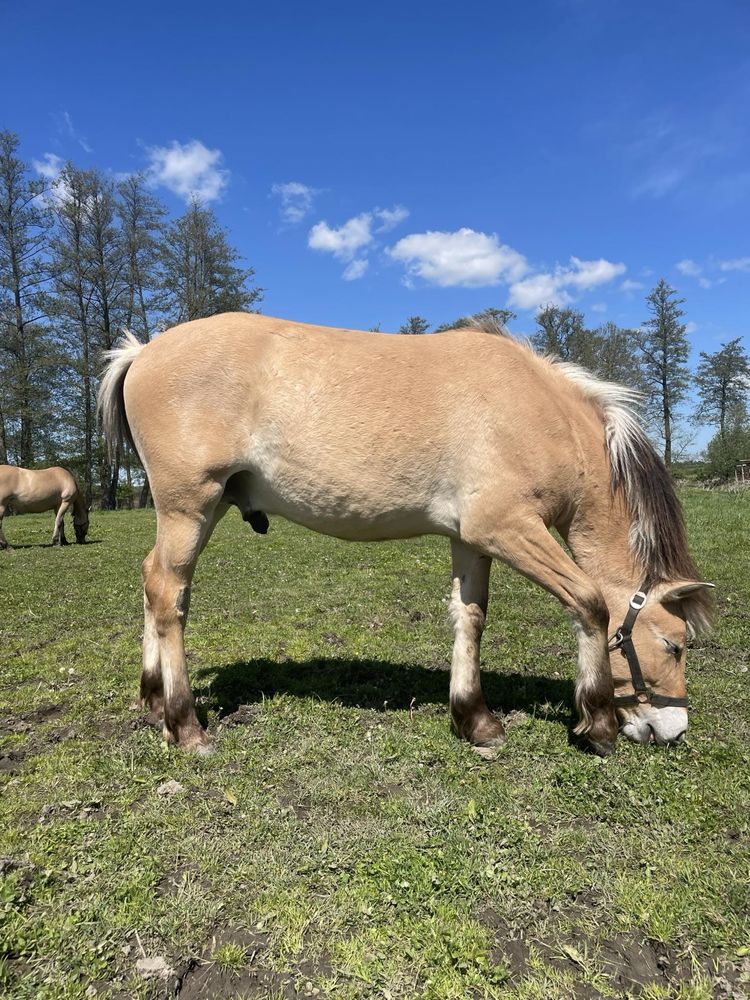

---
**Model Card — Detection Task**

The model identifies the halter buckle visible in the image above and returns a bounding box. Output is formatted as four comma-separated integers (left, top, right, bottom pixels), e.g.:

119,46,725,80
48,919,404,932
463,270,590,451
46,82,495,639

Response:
635,690,652,705
629,590,648,611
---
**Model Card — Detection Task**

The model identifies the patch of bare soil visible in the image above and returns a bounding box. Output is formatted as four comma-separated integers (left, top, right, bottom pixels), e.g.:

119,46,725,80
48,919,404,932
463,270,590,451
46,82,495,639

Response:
176,926,331,999
477,902,749,997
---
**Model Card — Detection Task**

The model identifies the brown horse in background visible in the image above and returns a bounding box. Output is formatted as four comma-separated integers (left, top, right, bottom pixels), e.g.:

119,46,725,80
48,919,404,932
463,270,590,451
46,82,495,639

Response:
98,313,713,758
0,466,89,549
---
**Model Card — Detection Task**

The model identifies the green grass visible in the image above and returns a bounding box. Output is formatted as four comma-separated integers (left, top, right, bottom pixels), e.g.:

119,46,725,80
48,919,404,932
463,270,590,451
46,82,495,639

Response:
1,490,749,999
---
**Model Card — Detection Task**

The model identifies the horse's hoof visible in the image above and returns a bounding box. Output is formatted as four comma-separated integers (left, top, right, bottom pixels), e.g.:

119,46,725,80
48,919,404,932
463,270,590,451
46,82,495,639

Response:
176,729,215,755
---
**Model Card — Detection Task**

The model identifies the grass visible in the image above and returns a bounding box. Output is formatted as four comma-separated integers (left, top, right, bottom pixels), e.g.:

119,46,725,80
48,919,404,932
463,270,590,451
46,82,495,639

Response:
0,489,748,999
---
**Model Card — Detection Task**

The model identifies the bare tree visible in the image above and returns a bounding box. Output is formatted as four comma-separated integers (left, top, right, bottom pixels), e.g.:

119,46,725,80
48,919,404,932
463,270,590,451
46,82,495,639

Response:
638,280,691,465
0,130,53,465
117,173,166,342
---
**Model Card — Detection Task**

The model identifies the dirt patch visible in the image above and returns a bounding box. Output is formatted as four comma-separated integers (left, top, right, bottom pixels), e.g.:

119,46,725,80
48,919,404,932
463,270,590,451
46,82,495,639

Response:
0,750,25,774
219,703,261,727
177,926,330,999
277,791,312,821
0,701,66,737
477,902,749,998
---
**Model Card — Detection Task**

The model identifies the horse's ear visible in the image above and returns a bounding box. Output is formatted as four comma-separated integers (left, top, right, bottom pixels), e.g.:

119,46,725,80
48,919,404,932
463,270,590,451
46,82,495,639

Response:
655,581,715,604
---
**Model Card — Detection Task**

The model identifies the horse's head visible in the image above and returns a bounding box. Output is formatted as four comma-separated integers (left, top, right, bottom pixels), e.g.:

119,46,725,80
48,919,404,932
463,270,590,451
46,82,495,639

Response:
609,581,714,746
74,510,90,544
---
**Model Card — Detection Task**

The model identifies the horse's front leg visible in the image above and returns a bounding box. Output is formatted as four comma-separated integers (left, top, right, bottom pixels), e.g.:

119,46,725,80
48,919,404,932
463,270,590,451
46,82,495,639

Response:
464,514,617,755
449,540,506,752
52,498,72,546
0,504,10,550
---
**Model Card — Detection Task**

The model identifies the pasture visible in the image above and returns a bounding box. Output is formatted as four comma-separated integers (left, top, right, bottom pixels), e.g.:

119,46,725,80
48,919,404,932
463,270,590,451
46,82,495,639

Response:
0,491,748,999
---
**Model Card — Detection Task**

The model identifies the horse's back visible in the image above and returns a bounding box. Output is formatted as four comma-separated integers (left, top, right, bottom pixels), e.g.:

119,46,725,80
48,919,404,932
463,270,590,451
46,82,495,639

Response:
123,312,608,534
0,466,77,512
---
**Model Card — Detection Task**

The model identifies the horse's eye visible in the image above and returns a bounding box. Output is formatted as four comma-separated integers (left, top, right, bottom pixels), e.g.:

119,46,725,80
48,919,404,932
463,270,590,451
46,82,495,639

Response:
663,639,682,657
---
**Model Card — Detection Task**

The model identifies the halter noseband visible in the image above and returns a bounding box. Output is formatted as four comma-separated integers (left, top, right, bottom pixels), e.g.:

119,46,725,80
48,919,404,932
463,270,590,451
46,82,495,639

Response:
609,582,689,709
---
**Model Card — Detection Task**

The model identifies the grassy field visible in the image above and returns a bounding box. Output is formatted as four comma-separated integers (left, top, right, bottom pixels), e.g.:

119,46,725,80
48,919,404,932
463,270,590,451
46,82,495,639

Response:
1,490,748,1000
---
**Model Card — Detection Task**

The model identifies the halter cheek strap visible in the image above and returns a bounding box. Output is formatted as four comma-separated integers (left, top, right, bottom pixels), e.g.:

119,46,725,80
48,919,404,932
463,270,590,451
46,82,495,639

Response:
609,582,689,709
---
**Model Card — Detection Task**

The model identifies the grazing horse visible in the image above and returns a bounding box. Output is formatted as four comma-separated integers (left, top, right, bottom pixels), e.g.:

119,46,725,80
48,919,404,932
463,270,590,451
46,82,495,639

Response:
0,466,89,549
98,313,713,757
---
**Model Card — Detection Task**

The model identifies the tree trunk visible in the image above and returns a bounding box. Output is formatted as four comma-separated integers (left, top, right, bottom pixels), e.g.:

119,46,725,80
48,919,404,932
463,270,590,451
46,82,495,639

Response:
139,478,151,508
0,399,7,464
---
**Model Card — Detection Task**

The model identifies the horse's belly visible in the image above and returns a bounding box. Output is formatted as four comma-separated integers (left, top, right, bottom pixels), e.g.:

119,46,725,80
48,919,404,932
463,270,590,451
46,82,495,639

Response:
249,467,458,541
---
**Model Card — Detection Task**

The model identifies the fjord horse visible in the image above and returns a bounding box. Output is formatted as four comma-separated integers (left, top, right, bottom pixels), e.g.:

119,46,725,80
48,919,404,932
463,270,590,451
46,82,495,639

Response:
98,314,713,756
0,465,89,550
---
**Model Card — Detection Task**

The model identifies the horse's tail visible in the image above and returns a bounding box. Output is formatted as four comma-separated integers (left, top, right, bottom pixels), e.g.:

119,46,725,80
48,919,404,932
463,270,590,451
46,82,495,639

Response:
97,331,144,460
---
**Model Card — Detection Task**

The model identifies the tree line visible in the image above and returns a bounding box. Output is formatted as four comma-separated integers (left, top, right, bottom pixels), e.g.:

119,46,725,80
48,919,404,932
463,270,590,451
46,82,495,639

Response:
2,130,748,506
398,291,750,477
0,131,261,507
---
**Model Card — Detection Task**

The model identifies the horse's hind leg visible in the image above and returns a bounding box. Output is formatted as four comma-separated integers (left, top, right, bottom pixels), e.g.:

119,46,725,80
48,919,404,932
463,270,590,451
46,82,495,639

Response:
140,498,227,750
449,540,506,752
52,499,72,546
466,515,617,755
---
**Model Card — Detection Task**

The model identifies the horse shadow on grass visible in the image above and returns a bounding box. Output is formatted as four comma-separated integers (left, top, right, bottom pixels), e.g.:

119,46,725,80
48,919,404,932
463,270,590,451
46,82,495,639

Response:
2,539,104,551
194,656,578,736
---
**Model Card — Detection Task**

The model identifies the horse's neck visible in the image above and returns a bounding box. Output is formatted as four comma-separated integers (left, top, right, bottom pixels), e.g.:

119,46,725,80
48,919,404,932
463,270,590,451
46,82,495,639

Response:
565,489,643,600
72,493,86,522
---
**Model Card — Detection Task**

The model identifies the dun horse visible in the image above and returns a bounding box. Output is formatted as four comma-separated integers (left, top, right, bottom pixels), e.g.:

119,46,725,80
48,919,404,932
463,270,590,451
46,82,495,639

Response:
98,313,713,756
0,466,89,549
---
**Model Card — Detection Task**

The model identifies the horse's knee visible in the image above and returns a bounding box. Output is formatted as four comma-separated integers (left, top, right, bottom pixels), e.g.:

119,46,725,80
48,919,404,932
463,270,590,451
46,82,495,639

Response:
573,584,609,633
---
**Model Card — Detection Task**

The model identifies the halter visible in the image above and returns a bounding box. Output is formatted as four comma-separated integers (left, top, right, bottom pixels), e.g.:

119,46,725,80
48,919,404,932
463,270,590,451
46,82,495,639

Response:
609,582,689,709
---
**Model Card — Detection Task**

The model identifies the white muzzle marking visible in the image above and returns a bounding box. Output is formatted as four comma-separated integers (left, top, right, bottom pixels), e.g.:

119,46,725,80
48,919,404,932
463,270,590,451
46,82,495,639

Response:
620,706,688,746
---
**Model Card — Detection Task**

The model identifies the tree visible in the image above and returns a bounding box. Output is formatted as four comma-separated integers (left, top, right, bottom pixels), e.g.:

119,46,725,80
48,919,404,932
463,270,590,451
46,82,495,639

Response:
637,280,691,465
117,173,166,342
704,404,750,480
49,165,99,504
0,130,54,465
398,315,430,335
161,198,262,324
591,321,645,388
435,307,516,332
694,338,749,440
531,306,601,370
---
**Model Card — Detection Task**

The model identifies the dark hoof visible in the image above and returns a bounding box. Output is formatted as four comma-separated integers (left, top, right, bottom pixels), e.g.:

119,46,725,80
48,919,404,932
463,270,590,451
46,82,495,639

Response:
452,710,506,753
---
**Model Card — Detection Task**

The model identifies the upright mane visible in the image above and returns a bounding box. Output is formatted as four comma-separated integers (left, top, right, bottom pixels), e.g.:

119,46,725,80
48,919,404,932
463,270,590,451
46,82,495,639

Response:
462,316,713,631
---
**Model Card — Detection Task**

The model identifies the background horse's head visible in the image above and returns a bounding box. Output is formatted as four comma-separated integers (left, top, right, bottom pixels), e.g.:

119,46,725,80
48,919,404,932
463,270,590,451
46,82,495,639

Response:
610,581,714,746
73,504,90,544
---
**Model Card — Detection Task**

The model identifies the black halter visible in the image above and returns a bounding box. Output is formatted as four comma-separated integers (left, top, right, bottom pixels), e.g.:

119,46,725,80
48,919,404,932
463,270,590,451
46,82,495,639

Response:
609,582,689,709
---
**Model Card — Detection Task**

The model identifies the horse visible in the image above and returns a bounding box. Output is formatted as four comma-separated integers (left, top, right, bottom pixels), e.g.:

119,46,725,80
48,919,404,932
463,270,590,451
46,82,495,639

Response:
0,465,89,549
98,312,713,757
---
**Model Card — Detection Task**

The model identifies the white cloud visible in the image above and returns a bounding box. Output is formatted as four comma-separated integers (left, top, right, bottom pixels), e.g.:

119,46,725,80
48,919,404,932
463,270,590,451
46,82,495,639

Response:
620,279,645,292
685,321,698,334
33,152,63,182
591,302,607,313
374,205,409,232
676,258,702,277
342,258,369,281
271,181,318,224
32,153,69,205
508,257,626,310
145,139,229,203
308,212,374,260
388,228,529,288
719,257,750,273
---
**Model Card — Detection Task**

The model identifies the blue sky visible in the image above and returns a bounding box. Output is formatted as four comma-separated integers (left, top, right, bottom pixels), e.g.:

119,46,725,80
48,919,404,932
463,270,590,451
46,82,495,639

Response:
2,0,748,444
